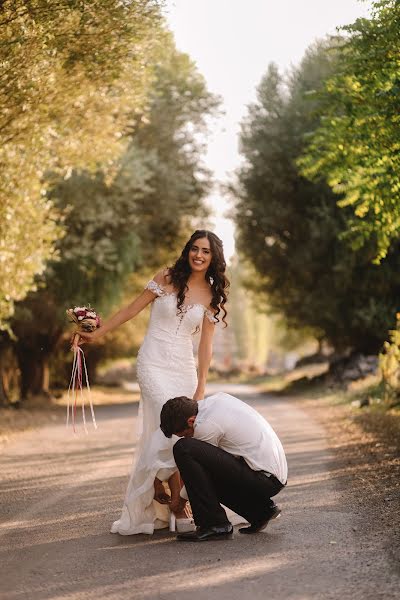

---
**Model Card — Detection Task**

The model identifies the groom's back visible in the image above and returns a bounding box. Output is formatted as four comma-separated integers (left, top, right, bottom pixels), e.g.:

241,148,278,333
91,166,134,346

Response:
196,392,287,484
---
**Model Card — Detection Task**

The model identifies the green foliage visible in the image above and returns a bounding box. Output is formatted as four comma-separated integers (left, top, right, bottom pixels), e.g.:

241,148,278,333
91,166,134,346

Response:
0,194,62,334
299,0,400,260
46,168,146,314
130,34,219,264
379,313,400,404
0,0,163,326
40,32,218,313
235,40,400,354
228,258,313,370
9,33,218,397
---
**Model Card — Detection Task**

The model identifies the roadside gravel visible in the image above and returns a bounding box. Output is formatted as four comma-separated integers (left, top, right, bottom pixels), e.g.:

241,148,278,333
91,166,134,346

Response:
295,392,400,569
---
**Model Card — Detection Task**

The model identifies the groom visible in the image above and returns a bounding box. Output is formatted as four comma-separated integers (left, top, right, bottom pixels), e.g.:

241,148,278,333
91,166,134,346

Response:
160,392,287,541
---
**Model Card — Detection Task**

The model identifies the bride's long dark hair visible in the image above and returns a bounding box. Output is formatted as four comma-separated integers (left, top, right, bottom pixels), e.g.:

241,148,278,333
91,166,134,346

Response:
169,230,230,326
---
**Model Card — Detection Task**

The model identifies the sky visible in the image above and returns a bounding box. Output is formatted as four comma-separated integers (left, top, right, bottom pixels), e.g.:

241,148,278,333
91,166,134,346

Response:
163,0,373,259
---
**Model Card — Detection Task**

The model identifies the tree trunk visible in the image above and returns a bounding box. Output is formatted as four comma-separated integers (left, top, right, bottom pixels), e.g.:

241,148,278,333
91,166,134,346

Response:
0,343,21,405
0,374,8,406
0,347,10,405
16,347,51,400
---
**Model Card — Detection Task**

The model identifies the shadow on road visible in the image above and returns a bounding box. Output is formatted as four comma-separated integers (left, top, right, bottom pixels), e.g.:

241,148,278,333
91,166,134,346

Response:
1,388,399,599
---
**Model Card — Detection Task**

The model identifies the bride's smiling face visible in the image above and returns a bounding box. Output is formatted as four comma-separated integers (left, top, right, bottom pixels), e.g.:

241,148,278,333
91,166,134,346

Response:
188,237,212,273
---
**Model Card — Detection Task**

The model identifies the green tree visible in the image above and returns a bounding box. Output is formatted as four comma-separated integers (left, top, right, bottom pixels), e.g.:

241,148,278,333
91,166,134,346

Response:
129,34,219,265
299,0,400,261
0,0,163,327
11,165,147,398
8,37,219,400
379,313,400,405
234,41,400,356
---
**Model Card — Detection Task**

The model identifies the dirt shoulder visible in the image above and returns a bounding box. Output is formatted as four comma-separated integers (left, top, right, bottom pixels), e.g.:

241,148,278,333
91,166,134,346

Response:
0,386,139,447
0,403,64,447
290,387,400,569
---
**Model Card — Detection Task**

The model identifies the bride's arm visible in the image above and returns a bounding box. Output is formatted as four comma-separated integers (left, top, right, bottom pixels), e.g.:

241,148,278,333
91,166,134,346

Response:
193,315,215,401
79,271,166,344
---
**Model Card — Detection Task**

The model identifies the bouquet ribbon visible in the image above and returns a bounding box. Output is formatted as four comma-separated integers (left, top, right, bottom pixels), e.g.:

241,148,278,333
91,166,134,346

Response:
67,345,97,433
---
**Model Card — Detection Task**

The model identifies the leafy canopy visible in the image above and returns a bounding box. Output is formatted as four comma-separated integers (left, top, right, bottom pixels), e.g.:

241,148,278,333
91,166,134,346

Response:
10,32,219,396
235,40,400,354
299,0,400,261
0,0,163,327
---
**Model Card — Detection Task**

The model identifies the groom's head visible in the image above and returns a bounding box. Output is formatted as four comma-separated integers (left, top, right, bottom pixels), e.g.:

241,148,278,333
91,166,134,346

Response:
160,396,199,438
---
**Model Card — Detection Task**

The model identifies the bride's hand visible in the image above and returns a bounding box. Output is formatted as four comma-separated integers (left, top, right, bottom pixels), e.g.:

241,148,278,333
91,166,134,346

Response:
70,330,98,348
78,331,95,344
193,388,204,401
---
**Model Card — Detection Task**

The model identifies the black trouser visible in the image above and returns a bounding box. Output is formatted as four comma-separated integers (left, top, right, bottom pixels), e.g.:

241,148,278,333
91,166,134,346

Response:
173,437,285,529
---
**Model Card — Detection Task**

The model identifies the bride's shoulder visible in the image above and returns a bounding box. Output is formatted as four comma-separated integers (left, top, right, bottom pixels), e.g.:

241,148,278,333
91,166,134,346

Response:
153,268,171,286
145,270,171,298
147,269,174,294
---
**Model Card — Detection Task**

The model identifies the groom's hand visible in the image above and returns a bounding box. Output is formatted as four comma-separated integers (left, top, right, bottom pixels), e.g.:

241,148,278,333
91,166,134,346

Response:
170,497,187,514
154,478,171,505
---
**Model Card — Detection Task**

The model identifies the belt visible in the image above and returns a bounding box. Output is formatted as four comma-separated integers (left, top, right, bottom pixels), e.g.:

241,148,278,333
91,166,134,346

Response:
261,471,286,486
237,457,286,486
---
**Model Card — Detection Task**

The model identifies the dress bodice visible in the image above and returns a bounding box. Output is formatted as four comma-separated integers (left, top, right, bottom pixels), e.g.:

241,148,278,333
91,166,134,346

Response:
144,280,216,340
137,280,216,371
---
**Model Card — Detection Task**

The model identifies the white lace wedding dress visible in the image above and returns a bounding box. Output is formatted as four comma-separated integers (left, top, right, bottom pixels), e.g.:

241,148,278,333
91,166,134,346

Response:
111,280,216,535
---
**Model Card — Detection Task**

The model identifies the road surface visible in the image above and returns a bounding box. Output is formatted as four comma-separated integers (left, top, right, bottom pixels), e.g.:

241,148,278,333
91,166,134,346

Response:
0,383,398,599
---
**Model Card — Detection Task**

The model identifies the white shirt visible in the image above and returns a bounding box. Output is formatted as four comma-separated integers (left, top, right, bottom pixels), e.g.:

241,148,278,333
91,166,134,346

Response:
194,392,288,485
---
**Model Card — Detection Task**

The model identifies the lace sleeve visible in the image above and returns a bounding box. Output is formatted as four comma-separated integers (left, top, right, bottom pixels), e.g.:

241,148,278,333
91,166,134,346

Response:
204,309,218,324
145,280,166,297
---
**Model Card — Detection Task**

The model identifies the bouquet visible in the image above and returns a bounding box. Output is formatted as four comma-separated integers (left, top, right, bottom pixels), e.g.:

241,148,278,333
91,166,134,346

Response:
66,306,101,433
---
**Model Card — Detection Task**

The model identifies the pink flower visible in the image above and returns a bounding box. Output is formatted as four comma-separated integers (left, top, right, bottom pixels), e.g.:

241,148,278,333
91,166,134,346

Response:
74,306,87,313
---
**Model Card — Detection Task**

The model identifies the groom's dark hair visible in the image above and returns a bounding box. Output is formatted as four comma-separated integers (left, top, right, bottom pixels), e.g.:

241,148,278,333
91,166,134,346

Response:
160,396,199,438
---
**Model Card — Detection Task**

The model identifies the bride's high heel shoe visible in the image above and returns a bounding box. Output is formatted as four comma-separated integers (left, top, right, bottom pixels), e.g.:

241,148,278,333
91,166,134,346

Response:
169,512,176,533
176,517,196,533
169,511,195,533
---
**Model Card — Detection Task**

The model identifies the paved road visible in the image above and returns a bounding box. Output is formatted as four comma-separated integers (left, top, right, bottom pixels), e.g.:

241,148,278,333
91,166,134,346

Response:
0,383,398,600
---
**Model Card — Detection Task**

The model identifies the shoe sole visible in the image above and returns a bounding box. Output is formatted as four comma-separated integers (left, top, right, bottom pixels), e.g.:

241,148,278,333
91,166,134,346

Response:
258,510,281,531
239,509,282,534
270,511,281,523
177,533,233,542
176,519,196,534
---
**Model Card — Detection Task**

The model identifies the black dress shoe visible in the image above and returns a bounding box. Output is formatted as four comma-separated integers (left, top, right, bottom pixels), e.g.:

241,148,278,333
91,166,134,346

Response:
177,524,233,542
239,505,281,534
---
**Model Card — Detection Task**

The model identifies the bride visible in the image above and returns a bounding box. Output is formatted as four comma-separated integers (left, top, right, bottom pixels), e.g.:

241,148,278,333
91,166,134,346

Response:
78,230,229,534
